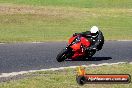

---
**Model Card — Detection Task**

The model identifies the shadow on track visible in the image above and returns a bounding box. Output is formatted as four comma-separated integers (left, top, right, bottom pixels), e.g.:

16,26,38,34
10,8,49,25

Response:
65,57,112,61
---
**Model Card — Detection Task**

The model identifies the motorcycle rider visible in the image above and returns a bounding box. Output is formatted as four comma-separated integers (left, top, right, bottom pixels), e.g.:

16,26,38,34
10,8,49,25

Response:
73,26,104,51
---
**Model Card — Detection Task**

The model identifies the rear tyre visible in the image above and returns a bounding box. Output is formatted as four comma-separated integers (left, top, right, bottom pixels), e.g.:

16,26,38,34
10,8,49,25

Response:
88,50,96,58
84,50,96,59
56,49,69,62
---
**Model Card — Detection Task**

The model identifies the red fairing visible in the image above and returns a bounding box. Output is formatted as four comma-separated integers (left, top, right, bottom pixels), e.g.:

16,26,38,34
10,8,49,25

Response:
80,37,91,47
68,36,91,59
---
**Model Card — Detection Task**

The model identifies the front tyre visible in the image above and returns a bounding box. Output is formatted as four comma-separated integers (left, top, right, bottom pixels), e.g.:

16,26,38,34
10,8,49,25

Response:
56,49,69,62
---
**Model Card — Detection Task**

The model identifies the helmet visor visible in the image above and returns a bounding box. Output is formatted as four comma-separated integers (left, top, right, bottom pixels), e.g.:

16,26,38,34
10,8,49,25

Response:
91,32,98,37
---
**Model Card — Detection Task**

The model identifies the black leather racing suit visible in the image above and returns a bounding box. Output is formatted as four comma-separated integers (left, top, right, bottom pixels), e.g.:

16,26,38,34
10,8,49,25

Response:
73,30,104,51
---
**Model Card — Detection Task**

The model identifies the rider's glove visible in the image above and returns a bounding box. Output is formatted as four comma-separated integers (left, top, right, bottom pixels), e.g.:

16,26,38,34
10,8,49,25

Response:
73,33,80,37
73,33,77,37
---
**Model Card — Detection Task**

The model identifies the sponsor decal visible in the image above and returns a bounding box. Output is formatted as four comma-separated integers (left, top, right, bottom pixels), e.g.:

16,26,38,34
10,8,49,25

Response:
76,66,131,85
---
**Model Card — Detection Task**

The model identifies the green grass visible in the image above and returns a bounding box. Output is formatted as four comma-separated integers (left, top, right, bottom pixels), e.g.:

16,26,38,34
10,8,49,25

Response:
0,63,132,88
0,0,131,42
0,0,132,8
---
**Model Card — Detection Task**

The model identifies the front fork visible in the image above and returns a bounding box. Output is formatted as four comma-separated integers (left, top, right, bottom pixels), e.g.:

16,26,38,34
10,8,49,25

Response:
65,46,74,58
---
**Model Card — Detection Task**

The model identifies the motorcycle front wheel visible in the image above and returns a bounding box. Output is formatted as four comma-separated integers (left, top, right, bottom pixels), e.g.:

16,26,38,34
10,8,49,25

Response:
56,49,70,62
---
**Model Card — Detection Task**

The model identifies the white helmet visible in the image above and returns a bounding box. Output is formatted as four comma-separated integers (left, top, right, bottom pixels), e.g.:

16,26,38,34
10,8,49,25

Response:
90,26,99,37
90,26,99,33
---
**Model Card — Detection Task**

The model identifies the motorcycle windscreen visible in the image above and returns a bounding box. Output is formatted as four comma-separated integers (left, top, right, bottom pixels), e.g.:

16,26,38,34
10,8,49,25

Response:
68,36,76,44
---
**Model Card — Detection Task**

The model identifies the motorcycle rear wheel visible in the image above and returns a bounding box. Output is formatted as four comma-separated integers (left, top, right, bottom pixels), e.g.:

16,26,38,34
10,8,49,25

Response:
84,50,96,59
88,50,96,57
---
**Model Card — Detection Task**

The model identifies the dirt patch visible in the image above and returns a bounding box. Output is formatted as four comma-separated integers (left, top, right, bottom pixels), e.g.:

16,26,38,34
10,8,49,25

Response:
0,4,131,18
0,4,93,19
0,73,50,83
0,5,52,14
0,5,84,16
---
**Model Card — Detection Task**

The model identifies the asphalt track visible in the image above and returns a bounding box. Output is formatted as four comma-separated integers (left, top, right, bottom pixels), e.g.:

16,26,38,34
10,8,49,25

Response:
0,41,132,73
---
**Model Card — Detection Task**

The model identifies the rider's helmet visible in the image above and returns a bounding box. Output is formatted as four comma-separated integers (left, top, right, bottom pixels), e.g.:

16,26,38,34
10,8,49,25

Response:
90,26,99,38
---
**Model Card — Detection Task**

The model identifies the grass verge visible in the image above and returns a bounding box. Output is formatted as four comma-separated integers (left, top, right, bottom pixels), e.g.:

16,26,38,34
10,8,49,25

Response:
0,5,132,42
0,63,132,88
0,0,132,8
0,0,132,42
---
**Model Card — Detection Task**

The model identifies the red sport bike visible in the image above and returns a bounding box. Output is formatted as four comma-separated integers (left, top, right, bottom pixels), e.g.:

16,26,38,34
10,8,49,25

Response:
56,35,96,62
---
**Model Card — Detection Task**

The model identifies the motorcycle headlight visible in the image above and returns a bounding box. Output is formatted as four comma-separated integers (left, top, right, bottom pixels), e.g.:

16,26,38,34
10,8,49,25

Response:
75,38,81,43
